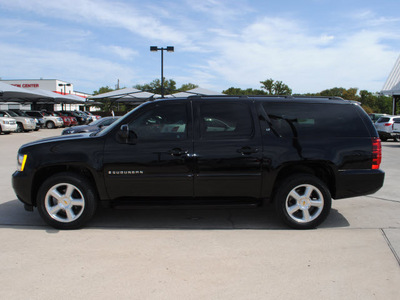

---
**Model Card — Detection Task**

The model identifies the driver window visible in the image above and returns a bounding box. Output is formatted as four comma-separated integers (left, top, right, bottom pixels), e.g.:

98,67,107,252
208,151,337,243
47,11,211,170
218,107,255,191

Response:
128,104,187,141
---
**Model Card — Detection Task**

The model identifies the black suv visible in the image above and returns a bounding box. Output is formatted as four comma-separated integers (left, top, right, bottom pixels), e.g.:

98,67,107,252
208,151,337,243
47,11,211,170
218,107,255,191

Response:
12,96,384,229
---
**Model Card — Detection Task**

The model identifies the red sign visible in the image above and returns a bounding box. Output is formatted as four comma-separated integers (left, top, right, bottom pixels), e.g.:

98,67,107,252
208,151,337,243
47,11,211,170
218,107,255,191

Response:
11,83,39,88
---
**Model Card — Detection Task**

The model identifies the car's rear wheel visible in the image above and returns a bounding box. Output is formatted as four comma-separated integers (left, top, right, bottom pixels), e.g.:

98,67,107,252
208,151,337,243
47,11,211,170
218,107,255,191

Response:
274,174,331,229
37,172,97,229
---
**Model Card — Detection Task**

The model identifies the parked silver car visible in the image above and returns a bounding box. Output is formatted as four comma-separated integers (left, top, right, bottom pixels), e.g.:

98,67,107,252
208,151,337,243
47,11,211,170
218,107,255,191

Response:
0,110,36,132
374,115,400,141
25,111,64,129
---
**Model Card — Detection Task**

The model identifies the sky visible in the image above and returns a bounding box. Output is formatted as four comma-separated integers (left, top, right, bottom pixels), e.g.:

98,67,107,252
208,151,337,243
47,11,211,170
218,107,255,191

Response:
0,0,399,95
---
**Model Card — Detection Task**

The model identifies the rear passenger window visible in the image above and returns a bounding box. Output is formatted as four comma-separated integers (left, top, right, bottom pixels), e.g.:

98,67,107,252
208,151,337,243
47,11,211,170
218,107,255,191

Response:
377,117,390,123
199,102,253,139
263,103,369,138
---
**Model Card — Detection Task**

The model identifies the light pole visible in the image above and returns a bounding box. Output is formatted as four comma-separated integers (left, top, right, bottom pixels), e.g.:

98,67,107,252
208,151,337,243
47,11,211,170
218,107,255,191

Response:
150,46,174,97
58,83,71,110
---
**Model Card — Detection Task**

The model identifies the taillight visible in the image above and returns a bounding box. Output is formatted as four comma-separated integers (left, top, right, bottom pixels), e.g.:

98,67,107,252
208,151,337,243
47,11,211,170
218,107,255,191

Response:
384,123,392,126
372,138,382,170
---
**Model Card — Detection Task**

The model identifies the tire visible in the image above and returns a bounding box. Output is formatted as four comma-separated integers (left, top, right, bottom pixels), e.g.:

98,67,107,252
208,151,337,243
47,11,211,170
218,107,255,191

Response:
37,172,97,229
16,123,24,133
46,121,55,129
274,174,332,229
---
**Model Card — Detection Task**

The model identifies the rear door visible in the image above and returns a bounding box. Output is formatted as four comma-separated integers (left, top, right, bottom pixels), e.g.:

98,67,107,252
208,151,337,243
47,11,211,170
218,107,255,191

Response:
193,100,263,198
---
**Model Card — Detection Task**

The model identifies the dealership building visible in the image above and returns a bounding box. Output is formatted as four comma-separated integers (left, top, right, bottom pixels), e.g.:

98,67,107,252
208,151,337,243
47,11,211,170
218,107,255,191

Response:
0,79,91,111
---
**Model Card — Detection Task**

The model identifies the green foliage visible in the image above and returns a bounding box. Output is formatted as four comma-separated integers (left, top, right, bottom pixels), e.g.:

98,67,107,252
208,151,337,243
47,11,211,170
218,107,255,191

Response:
135,78,177,95
93,86,114,95
179,83,199,92
260,79,292,95
304,87,393,113
135,78,198,95
222,87,266,95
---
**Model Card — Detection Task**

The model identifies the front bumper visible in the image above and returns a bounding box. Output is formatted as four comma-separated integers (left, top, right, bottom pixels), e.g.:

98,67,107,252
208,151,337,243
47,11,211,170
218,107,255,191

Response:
24,122,36,130
12,171,34,206
2,124,17,132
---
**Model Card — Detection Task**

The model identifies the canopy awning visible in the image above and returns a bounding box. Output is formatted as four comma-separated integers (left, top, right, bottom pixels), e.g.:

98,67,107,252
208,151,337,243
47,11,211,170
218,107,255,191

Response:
89,88,155,100
381,54,400,96
170,87,224,97
0,82,53,102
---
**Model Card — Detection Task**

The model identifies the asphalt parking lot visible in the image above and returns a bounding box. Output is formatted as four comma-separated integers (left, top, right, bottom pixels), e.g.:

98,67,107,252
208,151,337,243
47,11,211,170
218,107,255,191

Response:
0,128,399,299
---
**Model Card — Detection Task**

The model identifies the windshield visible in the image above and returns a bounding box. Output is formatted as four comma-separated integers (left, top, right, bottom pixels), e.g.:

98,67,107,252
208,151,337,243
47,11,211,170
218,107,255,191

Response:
13,110,28,117
7,110,18,117
95,106,143,136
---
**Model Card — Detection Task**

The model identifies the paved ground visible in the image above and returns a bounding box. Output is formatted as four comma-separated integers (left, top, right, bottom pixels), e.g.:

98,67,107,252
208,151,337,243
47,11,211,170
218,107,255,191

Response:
0,128,399,299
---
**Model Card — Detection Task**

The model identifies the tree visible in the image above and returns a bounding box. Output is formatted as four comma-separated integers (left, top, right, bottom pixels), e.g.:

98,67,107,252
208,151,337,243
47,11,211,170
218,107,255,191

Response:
222,87,266,95
135,78,177,95
93,86,114,95
260,79,292,95
179,83,198,92
318,87,359,100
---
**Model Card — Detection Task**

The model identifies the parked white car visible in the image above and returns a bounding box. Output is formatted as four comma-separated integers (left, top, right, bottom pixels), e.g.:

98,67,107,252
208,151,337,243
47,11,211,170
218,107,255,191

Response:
374,115,400,141
0,115,18,134
0,110,36,132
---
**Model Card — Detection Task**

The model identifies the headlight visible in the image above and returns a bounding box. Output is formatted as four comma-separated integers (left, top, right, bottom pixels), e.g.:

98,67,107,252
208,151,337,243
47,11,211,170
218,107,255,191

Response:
17,154,28,172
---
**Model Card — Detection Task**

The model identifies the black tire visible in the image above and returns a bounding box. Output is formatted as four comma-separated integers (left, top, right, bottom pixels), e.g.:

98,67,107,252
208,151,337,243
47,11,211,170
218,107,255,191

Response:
37,172,97,229
46,121,55,129
16,123,24,133
274,174,332,229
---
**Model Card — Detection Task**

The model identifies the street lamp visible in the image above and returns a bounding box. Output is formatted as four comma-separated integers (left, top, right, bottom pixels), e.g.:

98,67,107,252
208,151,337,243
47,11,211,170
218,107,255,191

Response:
58,83,71,110
150,46,174,97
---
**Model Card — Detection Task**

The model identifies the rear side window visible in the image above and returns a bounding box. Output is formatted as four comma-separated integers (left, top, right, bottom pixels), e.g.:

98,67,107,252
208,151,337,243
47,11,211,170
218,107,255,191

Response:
377,117,390,123
262,103,369,138
199,102,254,139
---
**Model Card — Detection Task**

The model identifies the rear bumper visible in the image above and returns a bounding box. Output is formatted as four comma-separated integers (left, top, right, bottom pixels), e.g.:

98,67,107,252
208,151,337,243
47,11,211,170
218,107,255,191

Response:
378,131,396,138
334,169,385,199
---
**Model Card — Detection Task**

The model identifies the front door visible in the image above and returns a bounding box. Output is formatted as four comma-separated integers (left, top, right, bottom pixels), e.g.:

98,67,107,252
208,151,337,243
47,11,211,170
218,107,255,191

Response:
103,101,194,199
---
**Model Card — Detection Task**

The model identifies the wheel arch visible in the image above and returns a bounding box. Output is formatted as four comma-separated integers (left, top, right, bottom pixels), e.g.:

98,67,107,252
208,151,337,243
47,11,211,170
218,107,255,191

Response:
272,162,336,201
31,165,99,207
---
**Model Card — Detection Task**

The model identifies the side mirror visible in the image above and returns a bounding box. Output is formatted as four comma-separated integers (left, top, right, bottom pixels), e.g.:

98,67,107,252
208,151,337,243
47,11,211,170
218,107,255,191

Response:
117,124,137,144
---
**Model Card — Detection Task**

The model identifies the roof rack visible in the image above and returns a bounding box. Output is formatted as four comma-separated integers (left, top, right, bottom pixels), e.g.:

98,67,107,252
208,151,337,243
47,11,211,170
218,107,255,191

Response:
186,95,345,101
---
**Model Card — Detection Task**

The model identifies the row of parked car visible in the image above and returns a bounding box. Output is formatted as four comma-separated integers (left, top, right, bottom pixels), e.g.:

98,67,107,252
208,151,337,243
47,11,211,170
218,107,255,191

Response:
0,109,101,134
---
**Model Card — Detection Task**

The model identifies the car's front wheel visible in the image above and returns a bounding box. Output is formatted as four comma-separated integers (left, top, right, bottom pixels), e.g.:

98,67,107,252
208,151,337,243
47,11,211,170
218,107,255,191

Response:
46,121,55,129
274,174,331,229
37,172,97,229
16,123,24,133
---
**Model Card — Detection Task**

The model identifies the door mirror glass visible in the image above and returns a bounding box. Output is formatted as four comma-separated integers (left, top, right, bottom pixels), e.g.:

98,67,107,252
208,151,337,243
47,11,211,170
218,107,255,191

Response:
117,124,137,144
